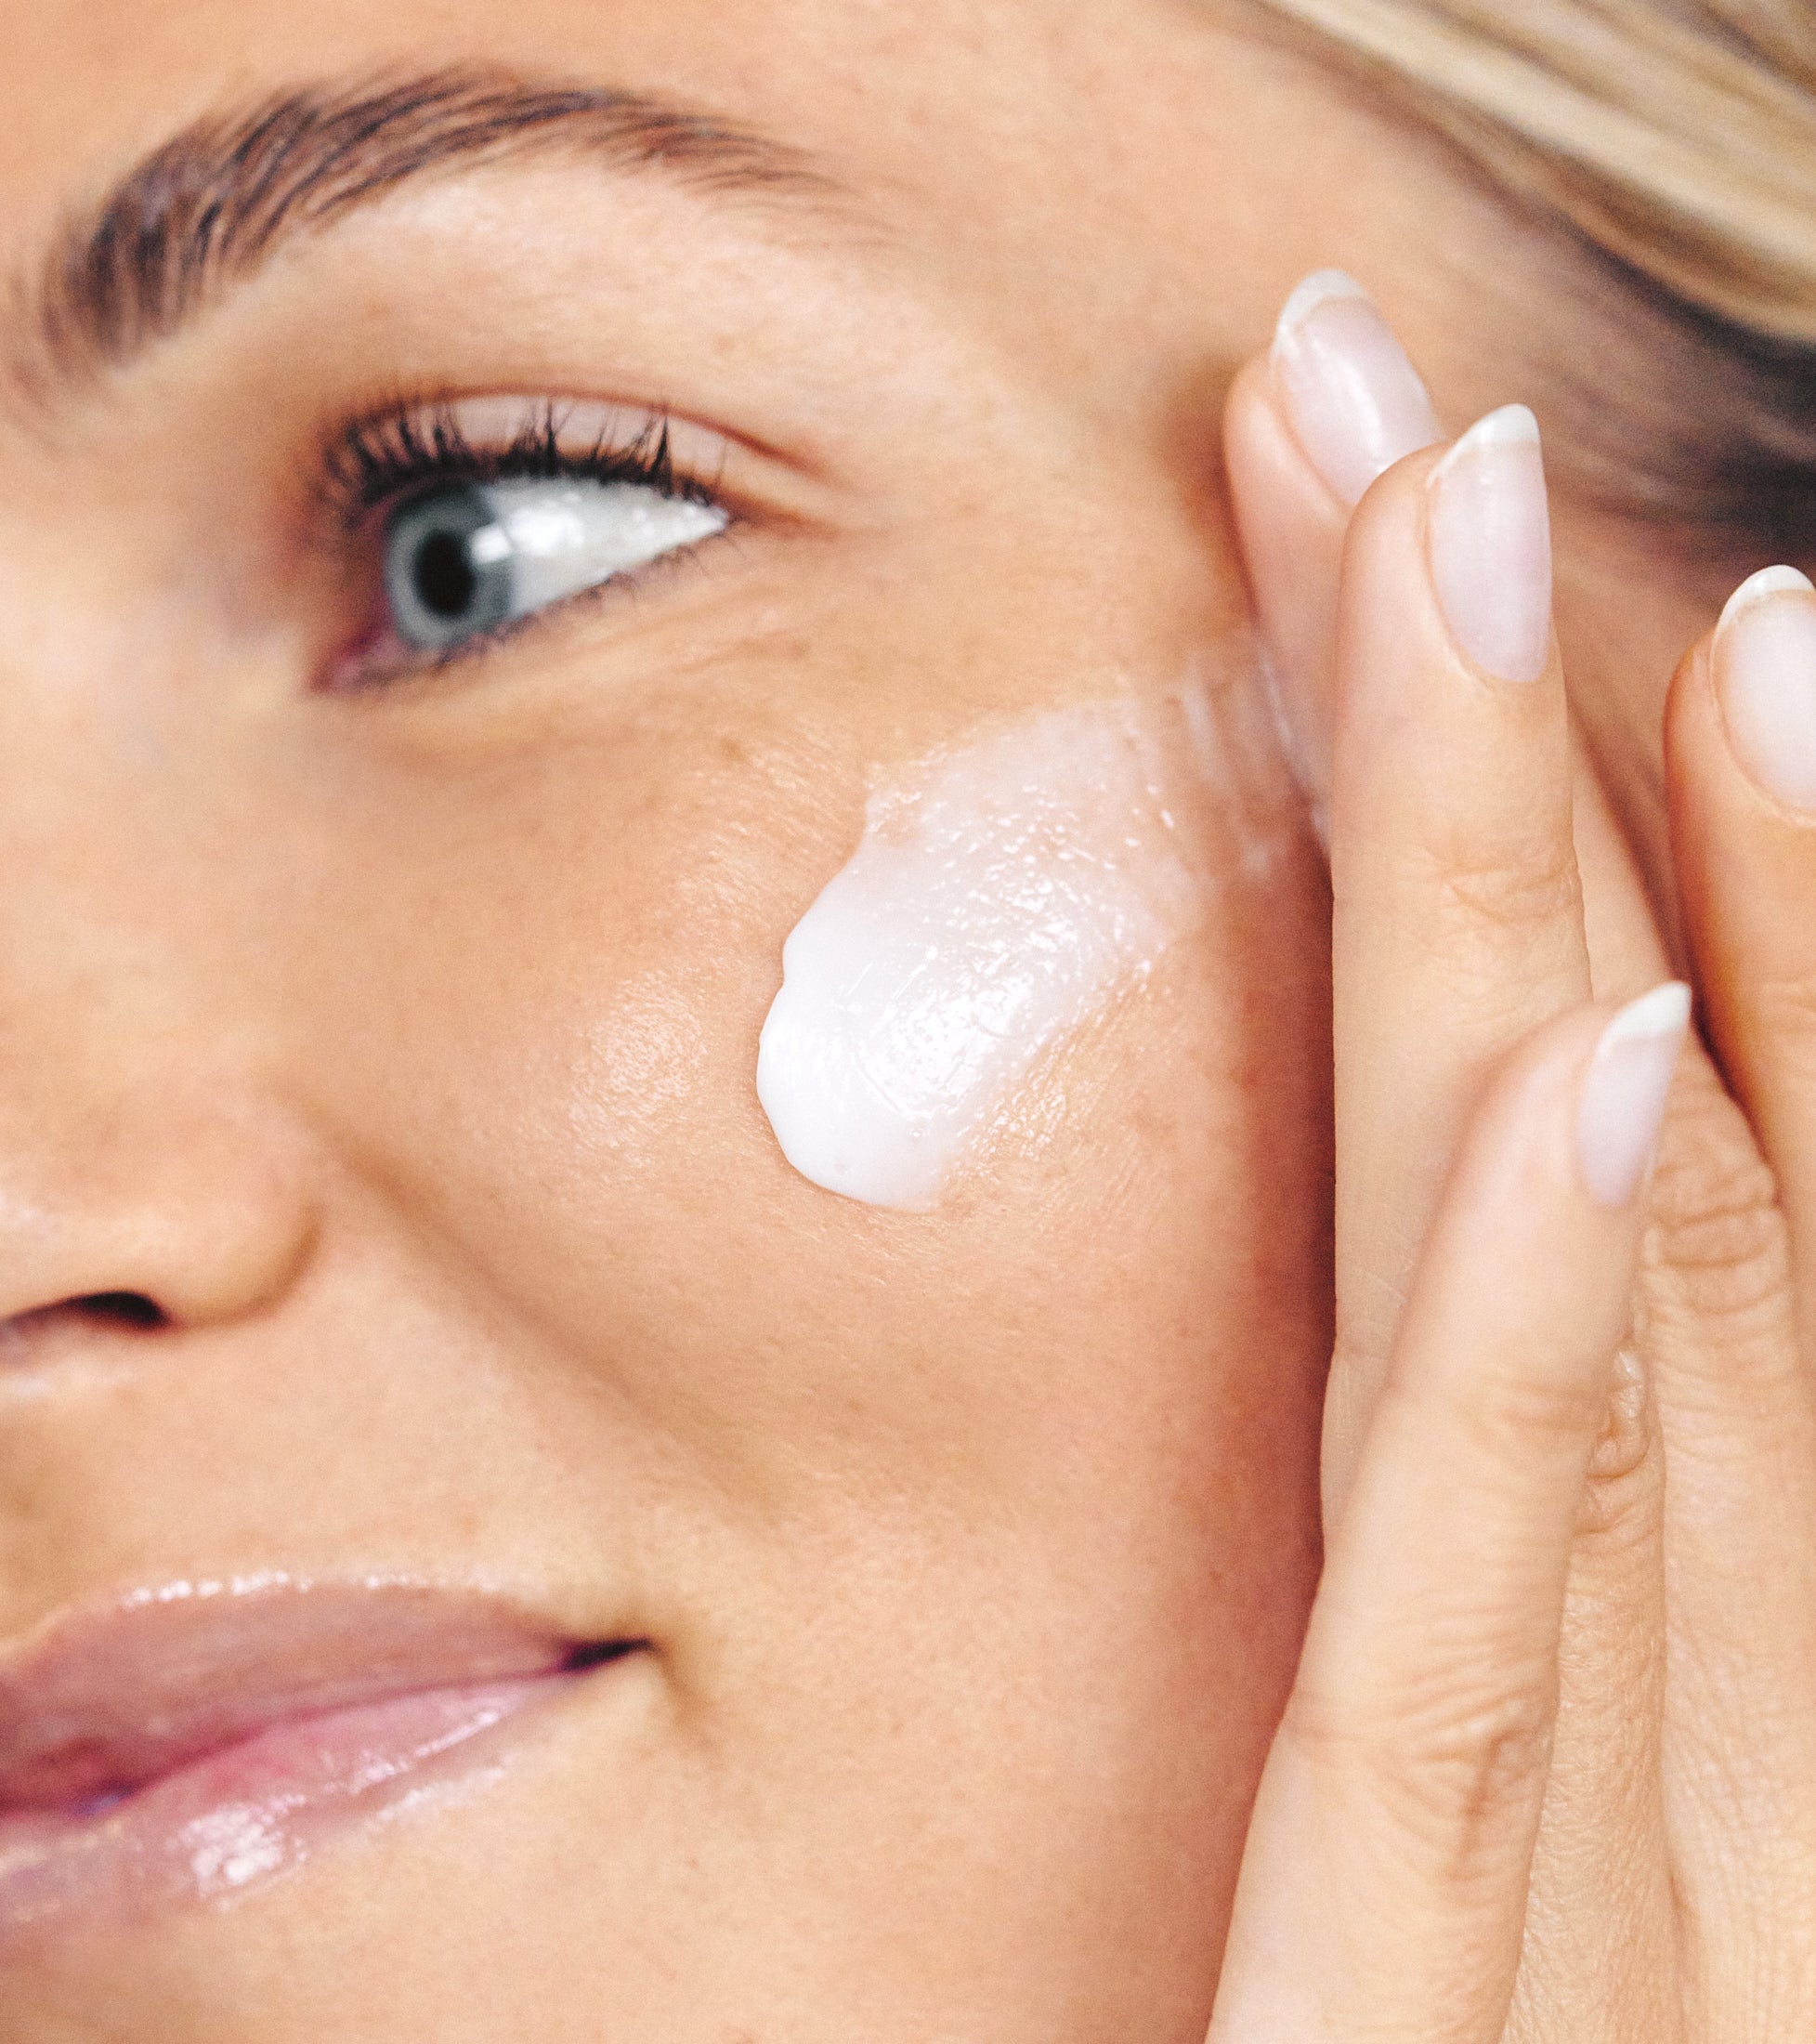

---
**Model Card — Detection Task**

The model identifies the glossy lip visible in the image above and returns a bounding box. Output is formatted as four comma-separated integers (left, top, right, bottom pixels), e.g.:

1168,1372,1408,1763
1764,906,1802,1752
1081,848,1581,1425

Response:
0,1578,638,1946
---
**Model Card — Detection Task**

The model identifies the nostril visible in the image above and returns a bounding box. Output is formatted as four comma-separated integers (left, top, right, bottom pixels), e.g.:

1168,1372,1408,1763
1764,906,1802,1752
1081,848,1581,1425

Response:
77,1292,167,1331
0,1291,170,1355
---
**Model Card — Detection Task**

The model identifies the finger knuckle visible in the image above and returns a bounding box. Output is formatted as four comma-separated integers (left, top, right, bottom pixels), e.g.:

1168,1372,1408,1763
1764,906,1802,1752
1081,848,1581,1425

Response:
1644,1060,1794,1351
1463,1361,1613,1456
1575,1350,1661,1536
1753,971,1816,1072
1414,827,1583,944
1289,1666,1556,1878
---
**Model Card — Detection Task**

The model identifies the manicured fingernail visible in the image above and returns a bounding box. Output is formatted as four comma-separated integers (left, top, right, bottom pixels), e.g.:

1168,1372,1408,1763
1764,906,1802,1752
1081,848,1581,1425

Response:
1271,270,1442,507
1576,983,1692,1211
1714,566,1816,813
1427,406,1553,686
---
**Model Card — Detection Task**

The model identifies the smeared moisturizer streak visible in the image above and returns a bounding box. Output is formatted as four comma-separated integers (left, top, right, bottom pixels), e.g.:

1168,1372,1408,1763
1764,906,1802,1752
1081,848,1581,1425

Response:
757,696,1224,1212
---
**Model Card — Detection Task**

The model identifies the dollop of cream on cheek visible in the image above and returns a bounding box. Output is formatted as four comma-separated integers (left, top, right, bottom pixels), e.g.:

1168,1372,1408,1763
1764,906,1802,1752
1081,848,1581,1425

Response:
756,695,1237,1211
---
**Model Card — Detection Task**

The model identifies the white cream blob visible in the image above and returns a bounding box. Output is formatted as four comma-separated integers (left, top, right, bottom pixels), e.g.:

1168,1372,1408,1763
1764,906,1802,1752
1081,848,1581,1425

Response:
757,695,1240,1211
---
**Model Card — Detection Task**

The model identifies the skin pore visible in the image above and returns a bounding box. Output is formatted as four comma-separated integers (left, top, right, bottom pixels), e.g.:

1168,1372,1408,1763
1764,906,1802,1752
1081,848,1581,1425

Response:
0,0,1778,2038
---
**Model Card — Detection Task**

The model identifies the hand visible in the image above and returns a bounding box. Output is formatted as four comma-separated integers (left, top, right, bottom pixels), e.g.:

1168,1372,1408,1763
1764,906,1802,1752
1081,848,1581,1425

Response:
1205,272,1816,2041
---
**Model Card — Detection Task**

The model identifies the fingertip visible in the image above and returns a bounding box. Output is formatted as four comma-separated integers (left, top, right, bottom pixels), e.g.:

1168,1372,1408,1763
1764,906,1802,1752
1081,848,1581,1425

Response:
1268,269,1442,510
1718,563,1814,635
1425,405,1553,688
1709,566,1816,818
1576,983,1692,1212
1223,350,1351,811
1436,996,1661,1256
1271,268,1372,353
1666,563,1816,1153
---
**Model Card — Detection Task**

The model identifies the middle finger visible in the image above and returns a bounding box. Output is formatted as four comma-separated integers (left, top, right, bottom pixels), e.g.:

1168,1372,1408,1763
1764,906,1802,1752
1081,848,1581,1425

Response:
1325,402,1593,1515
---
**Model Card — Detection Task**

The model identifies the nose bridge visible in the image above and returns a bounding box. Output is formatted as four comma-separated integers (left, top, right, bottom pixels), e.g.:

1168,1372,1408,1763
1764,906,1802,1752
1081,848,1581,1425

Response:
0,685,321,1333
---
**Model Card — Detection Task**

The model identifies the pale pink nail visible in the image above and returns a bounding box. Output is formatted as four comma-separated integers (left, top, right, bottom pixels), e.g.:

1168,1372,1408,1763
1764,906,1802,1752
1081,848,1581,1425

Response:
1576,984,1692,1211
1715,566,1816,813
1427,405,1553,685
1271,270,1442,507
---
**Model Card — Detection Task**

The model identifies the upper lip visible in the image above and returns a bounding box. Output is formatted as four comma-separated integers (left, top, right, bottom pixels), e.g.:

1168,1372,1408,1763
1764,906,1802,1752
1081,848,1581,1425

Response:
0,1579,612,1811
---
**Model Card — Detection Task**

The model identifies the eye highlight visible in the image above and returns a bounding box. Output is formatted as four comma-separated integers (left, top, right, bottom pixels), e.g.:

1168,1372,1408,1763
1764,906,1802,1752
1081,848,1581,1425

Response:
320,398,734,681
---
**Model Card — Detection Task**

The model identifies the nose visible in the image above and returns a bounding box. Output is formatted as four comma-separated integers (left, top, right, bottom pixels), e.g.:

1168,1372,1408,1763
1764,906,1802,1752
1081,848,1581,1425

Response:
0,530,323,1348
0,858,320,1341
0,1076,319,1336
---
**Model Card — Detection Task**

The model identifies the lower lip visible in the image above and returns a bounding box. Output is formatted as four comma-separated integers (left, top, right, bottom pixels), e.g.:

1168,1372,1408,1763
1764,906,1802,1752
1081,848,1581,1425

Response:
0,1672,583,1947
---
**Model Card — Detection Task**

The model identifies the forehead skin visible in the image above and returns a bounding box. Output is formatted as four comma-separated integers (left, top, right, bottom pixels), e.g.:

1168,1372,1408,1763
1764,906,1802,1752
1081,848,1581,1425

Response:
0,0,1539,399
0,2,1713,2040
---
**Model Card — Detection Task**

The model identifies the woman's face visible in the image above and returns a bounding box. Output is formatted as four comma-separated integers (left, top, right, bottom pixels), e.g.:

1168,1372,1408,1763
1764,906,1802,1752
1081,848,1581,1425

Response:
0,1,1743,2037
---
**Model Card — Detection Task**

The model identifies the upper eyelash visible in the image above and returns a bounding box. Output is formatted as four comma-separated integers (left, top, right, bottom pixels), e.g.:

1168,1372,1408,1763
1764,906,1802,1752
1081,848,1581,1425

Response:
316,398,720,530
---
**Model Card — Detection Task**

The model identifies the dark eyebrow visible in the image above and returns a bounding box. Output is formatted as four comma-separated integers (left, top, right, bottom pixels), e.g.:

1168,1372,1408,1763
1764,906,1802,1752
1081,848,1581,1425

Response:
13,66,843,399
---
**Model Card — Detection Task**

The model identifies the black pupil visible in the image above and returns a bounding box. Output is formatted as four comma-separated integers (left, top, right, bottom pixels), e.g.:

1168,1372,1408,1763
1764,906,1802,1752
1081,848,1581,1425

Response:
412,529,478,619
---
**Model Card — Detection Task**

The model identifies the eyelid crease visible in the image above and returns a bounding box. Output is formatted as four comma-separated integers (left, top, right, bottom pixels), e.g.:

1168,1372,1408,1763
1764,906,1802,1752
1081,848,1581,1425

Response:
315,393,736,531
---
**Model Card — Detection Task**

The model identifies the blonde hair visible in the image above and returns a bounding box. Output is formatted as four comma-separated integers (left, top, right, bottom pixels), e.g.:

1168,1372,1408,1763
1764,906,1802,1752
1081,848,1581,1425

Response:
1250,0,1816,343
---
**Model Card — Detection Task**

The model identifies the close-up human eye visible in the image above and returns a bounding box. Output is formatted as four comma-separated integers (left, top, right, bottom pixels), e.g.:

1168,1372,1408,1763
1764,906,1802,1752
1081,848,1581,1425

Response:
7,5,1816,2042
328,403,734,676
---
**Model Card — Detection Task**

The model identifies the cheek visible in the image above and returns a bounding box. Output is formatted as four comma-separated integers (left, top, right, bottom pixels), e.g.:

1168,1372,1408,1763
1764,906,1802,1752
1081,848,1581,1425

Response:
269,657,1331,1982
294,659,1332,1471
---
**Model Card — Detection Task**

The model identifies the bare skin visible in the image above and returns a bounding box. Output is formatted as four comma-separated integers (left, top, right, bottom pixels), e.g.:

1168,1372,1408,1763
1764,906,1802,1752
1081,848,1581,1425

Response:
0,0,1807,2038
